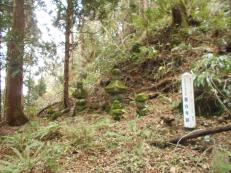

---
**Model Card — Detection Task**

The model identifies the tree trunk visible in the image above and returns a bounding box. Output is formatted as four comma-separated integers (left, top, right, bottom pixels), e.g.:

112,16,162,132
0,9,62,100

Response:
5,0,28,126
139,0,148,16
63,0,73,108
0,51,2,122
171,1,188,27
0,30,2,121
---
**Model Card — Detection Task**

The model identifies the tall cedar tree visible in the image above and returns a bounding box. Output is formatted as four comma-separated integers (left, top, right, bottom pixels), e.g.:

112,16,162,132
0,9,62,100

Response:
5,0,28,125
63,0,73,108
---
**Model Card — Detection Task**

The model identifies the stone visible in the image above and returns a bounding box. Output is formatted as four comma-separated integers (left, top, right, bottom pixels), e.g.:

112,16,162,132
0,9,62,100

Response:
135,93,149,117
105,80,127,95
135,93,149,103
110,100,124,121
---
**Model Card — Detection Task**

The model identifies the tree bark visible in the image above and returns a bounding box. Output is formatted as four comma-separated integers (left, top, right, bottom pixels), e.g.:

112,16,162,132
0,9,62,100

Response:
0,29,2,121
63,0,73,108
171,1,188,27
5,0,28,126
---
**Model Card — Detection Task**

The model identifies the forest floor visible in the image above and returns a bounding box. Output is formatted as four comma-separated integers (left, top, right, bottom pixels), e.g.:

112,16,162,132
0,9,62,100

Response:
0,93,231,173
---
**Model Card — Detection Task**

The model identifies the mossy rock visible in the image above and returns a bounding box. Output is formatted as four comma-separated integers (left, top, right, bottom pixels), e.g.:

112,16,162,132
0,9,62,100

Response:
135,93,149,103
105,80,128,95
110,100,124,121
111,100,122,110
111,68,121,76
110,109,123,121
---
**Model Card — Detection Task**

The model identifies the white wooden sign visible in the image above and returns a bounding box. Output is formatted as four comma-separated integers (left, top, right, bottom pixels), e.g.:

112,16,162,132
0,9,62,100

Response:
181,72,196,129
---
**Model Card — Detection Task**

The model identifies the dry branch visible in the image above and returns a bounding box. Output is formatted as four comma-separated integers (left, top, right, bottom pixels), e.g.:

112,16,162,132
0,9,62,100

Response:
169,124,231,144
37,101,61,117
150,124,231,148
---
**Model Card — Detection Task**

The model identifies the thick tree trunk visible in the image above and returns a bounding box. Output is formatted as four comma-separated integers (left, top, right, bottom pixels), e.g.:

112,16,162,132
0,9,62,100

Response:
63,0,73,108
5,0,28,126
0,51,1,121
0,30,2,121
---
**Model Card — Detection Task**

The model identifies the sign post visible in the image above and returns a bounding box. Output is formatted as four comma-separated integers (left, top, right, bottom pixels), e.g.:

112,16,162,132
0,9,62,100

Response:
181,72,196,129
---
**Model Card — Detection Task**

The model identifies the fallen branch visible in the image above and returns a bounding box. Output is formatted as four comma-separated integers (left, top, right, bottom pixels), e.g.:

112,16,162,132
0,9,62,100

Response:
150,124,231,147
169,124,231,144
37,101,61,117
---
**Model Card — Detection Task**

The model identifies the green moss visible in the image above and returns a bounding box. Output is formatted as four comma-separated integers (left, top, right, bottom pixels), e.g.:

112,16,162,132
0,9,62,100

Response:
135,93,149,103
111,100,122,110
105,80,128,95
110,100,124,121
135,93,149,117
111,68,121,76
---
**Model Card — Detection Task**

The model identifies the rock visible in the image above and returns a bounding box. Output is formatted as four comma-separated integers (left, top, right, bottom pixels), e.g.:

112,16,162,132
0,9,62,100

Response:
100,78,111,87
135,93,149,103
135,93,149,117
110,100,124,121
105,80,128,95
111,68,121,76
160,114,175,126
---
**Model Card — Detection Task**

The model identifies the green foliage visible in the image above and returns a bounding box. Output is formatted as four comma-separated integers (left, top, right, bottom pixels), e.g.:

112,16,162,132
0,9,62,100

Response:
115,142,146,172
33,122,60,140
211,148,231,173
72,82,87,99
25,76,47,107
0,122,66,172
62,121,95,150
193,53,231,114
82,0,118,21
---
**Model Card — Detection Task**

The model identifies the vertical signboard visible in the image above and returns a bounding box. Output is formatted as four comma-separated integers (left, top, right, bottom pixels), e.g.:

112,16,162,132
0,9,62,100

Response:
182,72,196,129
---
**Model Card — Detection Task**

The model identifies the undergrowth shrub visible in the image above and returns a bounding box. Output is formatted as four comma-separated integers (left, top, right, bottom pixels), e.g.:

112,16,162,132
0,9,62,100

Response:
192,53,231,116
211,147,231,173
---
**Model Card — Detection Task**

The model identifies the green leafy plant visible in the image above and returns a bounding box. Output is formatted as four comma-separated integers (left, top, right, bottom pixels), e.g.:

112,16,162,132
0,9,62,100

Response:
193,53,231,115
0,139,65,173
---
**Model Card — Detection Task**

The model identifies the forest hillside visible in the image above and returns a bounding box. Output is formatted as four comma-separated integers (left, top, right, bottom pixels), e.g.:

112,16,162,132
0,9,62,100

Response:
0,0,231,172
